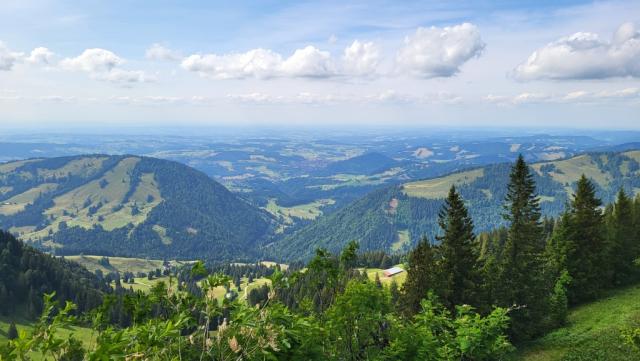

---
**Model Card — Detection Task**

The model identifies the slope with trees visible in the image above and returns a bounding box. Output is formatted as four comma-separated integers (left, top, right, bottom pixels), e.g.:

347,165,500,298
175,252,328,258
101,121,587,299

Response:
273,150,640,261
0,155,274,261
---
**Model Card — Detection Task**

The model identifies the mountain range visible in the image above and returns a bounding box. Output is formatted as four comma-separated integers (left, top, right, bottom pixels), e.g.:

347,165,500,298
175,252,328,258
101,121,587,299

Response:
1,150,639,263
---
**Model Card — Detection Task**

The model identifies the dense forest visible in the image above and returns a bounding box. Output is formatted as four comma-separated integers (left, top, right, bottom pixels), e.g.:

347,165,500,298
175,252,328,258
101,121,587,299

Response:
1,155,639,360
0,231,108,318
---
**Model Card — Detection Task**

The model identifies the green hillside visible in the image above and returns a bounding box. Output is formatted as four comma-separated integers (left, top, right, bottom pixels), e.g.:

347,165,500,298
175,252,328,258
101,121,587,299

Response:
272,151,640,261
514,283,640,360
0,155,274,261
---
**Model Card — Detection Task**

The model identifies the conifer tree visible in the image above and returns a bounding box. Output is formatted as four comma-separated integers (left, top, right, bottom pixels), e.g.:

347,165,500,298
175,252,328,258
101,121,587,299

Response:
555,175,606,303
400,237,439,316
495,154,548,340
436,185,480,310
609,189,638,285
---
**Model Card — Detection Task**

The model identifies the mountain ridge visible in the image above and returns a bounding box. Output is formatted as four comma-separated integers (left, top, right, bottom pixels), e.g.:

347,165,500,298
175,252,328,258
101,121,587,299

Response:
269,150,640,261
0,154,274,261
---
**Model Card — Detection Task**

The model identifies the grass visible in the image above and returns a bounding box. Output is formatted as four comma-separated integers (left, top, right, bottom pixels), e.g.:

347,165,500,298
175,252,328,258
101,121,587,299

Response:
0,159,41,175
403,168,484,199
391,230,410,252
361,265,407,287
310,167,404,191
0,183,59,216
265,198,335,232
64,255,172,274
513,283,640,361
22,158,164,242
266,198,334,221
36,156,107,180
0,315,95,360
624,150,640,162
121,276,179,293
531,155,611,190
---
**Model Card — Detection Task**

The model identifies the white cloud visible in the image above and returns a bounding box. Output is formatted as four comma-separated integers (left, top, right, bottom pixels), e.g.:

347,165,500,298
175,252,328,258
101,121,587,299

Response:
485,87,640,105
26,47,55,65
182,45,339,79
225,90,462,105
60,48,123,72
181,48,284,79
396,23,485,78
280,46,335,78
366,90,462,104
145,44,181,61
514,22,640,80
96,69,155,84
182,25,486,80
60,48,152,84
226,92,287,104
343,40,380,76
0,41,23,71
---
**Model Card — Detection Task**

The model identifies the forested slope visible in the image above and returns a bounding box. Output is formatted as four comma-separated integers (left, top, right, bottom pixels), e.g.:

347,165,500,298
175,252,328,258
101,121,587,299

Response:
0,230,108,317
272,151,640,261
0,155,274,260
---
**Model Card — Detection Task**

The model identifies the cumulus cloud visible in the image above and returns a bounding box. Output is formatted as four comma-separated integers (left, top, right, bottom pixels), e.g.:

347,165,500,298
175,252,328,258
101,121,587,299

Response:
182,24,487,80
60,48,123,72
145,44,181,61
182,46,336,79
0,42,23,71
514,22,640,80
281,46,334,77
60,48,153,84
396,23,485,78
25,47,55,65
343,40,380,76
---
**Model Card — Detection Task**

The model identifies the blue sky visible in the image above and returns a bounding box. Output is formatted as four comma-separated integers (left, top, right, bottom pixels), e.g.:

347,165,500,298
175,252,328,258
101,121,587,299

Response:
0,0,639,129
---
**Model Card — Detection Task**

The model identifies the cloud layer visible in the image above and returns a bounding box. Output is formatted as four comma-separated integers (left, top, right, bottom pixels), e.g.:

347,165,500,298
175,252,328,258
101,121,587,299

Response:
181,23,485,80
514,22,640,80
485,87,640,105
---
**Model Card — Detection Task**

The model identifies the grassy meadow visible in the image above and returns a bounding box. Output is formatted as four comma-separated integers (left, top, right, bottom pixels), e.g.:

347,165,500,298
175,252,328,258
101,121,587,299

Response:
514,283,640,360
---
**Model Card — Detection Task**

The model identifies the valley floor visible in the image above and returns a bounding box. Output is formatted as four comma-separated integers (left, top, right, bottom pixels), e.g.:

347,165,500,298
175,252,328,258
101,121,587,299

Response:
514,283,640,360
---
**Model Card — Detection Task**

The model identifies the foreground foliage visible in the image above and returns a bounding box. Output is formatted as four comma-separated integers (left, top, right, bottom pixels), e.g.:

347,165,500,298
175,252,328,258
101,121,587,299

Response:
0,277,512,360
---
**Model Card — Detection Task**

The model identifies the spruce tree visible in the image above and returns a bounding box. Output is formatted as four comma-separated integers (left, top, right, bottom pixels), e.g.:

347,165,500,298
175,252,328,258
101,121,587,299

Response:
557,175,606,303
609,189,638,285
436,185,480,310
495,154,547,340
400,237,439,316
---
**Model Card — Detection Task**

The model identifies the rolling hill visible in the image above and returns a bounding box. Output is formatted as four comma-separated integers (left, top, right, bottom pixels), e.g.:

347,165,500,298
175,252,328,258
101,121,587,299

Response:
315,152,400,176
0,155,274,261
270,150,640,261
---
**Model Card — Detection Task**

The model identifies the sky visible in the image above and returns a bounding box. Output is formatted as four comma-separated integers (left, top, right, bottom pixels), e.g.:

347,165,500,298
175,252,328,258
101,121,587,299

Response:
0,0,639,130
